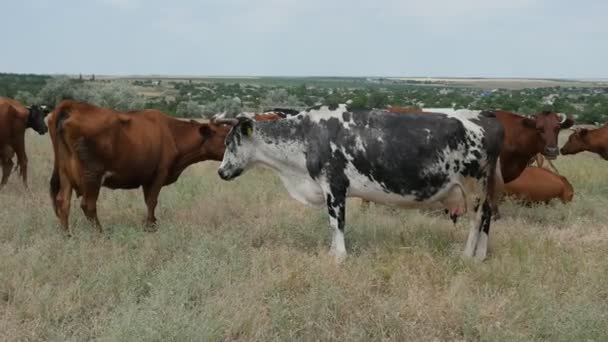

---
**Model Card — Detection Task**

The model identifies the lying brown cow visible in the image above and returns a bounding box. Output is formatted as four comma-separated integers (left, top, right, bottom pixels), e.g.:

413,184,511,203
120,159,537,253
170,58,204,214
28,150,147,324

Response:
48,100,232,235
0,97,49,188
561,124,608,160
503,166,573,204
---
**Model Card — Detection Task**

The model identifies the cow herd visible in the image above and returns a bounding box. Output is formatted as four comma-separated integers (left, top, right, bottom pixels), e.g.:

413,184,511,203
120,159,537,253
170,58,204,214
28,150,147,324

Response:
1,95,607,262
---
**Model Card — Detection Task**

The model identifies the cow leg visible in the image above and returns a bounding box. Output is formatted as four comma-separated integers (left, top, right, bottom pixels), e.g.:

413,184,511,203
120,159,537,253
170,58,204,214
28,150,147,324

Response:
473,200,492,261
142,170,168,229
490,161,504,221
463,198,484,258
13,137,28,188
142,185,161,228
325,187,347,263
80,178,103,233
1,157,13,187
56,171,74,236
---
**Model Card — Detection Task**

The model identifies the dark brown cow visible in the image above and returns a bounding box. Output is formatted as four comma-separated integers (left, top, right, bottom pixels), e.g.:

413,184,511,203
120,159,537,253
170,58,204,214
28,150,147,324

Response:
253,113,283,122
561,124,608,160
494,110,574,183
503,166,573,204
0,97,49,188
48,100,232,235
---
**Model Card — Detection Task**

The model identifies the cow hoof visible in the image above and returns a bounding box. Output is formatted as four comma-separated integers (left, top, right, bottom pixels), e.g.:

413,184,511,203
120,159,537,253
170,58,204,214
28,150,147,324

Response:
330,249,347,264
144,223,158,232
474,252,487,262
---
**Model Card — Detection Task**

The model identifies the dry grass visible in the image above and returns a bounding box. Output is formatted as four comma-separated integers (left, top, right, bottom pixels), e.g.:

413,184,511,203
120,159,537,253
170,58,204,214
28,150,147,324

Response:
1,131,607,341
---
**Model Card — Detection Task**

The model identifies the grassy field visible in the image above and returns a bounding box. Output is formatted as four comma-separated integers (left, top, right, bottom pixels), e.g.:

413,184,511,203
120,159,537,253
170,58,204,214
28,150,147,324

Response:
1,131,607,341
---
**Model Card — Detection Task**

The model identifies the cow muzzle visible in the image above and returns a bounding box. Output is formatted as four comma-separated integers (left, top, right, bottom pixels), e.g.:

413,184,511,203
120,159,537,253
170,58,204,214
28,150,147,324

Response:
217,167,242,181
543,146,559,159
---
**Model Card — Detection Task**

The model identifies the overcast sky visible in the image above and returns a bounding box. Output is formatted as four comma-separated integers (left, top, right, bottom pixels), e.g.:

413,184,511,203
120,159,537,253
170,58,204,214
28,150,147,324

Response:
2,0,607,78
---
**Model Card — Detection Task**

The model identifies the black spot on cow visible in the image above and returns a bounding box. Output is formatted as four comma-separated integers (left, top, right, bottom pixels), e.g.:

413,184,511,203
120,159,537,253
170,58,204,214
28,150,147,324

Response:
342,111,351,122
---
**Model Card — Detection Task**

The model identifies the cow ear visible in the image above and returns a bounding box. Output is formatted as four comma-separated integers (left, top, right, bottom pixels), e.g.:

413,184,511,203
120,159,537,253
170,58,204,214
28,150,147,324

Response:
199,124,213,138
522,117,536,129
560,118,574,129
240,120,254,137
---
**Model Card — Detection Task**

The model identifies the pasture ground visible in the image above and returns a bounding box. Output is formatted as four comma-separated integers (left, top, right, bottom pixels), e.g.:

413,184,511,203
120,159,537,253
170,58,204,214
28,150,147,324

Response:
1,131,607,341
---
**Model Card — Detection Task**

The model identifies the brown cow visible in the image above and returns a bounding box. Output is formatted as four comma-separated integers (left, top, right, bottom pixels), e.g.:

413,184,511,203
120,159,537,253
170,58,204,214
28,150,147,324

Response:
495,110,574,183
253,113,283,122
0,97,49,188
560,124,608,160
503,166,573,204
48,100,232,235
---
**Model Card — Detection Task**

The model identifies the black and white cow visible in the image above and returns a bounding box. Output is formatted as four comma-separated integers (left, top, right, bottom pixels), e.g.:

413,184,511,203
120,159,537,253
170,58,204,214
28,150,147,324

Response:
216,104,504,261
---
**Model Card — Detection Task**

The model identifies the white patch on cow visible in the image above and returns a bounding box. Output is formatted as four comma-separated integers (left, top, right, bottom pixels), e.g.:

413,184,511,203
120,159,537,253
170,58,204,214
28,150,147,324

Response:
444,109,485,136
101,171,115,184
237,112,255,119
254,139,325,207
307,104,350,125
475,231,489,261
351,136,366,153
330,223,346,262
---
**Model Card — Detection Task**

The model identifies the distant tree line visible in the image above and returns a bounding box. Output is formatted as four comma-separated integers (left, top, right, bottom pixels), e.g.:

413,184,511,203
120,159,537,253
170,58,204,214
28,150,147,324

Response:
1,73,607,124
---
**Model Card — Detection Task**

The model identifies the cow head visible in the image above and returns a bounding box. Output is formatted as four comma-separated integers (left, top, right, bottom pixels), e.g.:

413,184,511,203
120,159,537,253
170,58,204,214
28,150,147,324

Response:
196,120,233,161
522,111,574,159
560,128,589,155
26,105,49,135
215,117,256,181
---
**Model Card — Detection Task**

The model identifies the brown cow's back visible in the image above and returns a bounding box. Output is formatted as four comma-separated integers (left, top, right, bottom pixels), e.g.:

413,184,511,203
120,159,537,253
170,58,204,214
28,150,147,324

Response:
50,102,165,189
0,96,28,117
503,166,573,204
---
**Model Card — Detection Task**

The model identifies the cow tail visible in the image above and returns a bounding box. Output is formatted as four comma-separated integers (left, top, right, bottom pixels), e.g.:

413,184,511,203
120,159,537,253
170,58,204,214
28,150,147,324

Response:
49,109,69,215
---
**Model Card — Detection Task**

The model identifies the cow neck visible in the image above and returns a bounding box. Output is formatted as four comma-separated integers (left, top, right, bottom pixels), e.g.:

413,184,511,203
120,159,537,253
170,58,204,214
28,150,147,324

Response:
252,120,307,173
503,111,545,157
167,118,205,177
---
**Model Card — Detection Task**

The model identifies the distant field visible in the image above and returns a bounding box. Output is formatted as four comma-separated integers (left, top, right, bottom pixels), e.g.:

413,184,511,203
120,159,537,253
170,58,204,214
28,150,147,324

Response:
90,74,608,90
391,77,608,90
1,131,607,341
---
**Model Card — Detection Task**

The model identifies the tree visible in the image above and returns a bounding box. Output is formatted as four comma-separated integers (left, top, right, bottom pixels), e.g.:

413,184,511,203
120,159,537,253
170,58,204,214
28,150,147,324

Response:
259,88,302,110
14,90,40,105
367,90,389,109
37,78,145,111
37,78,80,105
91,82,146,111
201,97,243,118
176,100,202,118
